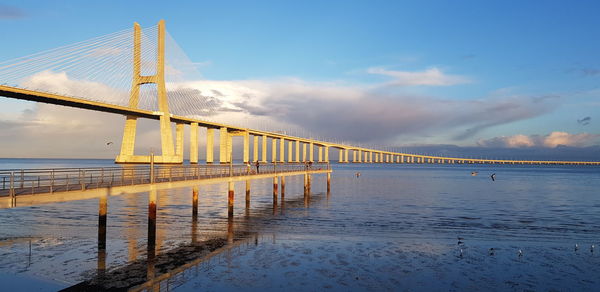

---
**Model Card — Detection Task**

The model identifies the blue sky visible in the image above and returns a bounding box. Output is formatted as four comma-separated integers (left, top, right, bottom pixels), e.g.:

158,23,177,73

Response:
0,0,599,157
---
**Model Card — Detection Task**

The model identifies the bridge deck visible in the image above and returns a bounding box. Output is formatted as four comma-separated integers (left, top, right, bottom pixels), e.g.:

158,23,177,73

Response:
0,163,331,209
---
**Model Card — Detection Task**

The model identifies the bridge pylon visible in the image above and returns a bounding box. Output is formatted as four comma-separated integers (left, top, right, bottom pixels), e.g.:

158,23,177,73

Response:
115,20,182,164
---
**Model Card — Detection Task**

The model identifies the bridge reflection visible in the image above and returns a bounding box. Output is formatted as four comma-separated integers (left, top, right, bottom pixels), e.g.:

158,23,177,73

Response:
61,184,327,291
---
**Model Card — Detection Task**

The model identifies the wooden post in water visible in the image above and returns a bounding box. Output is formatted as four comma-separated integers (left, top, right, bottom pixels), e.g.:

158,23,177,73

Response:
192,186,198,218
327,172,331,193
228,181,234,218
97,192,108,277
245,180,251,204
147,189,157,282
281,176,286,198
273,176,278,204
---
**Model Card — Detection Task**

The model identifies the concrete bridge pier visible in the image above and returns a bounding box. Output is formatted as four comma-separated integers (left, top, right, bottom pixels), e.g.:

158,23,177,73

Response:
271,138,277,163
206,128,214,164
279,138,286,163
190,123,198,164
261,135,268,163
318,146,323,162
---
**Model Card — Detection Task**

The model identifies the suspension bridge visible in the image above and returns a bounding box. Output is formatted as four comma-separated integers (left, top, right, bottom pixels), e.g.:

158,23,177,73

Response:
0,20,598,166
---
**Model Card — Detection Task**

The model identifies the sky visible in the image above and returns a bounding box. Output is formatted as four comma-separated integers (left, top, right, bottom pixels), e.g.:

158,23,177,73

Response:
0,0,599,159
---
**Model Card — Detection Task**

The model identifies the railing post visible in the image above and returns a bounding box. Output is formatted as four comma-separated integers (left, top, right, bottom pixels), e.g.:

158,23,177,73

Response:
81,170,86,190
9,172,15,201
66,174,69,191
50,170,55,194
150,153,155,184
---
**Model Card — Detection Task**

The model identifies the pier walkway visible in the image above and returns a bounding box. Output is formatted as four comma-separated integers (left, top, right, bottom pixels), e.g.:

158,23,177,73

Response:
0,163,331,209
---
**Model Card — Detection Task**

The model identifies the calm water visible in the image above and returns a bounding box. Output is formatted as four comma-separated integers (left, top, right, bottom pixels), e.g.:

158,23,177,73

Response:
1,158,599,291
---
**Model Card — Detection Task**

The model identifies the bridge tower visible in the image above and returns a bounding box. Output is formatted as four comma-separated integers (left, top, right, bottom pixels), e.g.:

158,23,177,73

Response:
115,20,182,164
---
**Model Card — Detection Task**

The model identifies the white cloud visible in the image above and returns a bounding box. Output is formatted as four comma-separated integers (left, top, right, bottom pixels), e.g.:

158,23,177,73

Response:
477,132,600,148
367,67,471,86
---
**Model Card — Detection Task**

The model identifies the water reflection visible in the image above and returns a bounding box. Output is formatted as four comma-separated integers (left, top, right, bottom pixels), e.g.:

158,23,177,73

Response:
59,179,326,291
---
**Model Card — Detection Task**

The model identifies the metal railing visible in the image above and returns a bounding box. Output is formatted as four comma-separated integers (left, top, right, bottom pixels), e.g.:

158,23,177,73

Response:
0,163,330,197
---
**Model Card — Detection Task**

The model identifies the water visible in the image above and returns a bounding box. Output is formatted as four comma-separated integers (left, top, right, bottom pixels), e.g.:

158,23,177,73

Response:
1,159,599,291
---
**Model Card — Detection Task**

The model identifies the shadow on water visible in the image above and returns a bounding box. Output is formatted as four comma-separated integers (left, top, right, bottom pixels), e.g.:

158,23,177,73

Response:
60,186,325,291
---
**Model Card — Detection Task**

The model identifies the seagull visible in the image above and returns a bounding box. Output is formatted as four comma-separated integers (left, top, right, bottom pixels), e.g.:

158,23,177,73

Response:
459,248,464,258
575,244,579,251
106,141,113,146
490,173,496,181
488,248,495,256
592,244,595,253
471,172,478,176
518,249,523,257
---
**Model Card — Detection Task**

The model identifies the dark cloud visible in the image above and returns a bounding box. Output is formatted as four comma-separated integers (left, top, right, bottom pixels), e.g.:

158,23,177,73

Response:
0,5,25,19
578,116,591,125
233,85,557,143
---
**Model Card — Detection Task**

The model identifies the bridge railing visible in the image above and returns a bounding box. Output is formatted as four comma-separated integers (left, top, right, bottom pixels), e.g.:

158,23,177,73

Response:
0,163,330,197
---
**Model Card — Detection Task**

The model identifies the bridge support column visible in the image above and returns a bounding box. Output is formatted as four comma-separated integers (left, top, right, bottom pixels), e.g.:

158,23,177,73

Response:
271,138,277,163
206,128,214,164
116,20,180,164
309,142,314,162
190,123,198,164
288,141,294,162
302,143,307,162
243,131,250,163
344,149,349,163
358,150,362,163
324,146,329,163
318,146,323,162
228,181,234,217
338,149,343,163
296,140,301,162
175,123,184,157
220,127,229,164
261,135,268,163
279,138,285,163
253,136,259,162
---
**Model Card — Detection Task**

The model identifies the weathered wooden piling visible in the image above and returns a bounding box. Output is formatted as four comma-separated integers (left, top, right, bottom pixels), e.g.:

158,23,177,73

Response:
228,181,234,217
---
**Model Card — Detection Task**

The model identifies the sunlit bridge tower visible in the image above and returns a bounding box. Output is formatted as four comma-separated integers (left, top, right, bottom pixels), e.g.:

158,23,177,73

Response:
115,20,182,164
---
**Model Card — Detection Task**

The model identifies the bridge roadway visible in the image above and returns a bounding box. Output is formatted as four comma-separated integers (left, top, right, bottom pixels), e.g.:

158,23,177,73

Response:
1,84,599,166
0,163,331,209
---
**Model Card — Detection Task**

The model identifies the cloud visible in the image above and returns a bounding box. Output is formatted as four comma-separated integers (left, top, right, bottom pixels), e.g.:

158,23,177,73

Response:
580,68,600,76
477,132,600,148
173,79,557,143
367,67,471,86
577,116,591,125
0,69,568,159
0,5,24,19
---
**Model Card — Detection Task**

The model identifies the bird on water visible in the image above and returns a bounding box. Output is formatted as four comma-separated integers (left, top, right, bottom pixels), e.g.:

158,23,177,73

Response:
490,173,496,181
